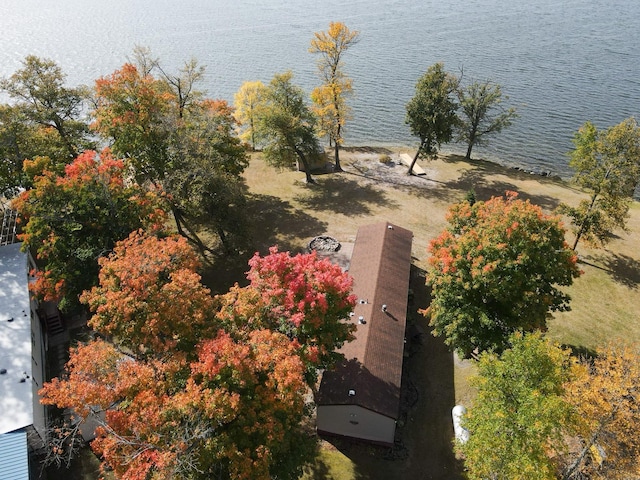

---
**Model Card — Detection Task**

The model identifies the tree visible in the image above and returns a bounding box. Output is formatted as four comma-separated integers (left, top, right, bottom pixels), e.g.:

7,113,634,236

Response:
405,62,459,175
92,59,249,252
40,331,310,480
458,332,576,480
0,104,32,196
309,21,359,171
426,191,581,357
81,231,217,359
257,71,322,184
12,149,166,312
456,80,517,160
166,99,249,253
233,80,267,151
215,246,357,384
0,55,94,163
558,118,640,250
92,63,174,184
562,344,640,479
40,234,342,479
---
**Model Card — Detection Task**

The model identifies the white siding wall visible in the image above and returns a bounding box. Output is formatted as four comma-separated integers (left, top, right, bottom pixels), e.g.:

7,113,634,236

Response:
317,405,396,445
30,307,46,440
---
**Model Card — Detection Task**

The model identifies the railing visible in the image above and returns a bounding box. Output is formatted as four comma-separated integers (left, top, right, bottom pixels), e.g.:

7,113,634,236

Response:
1,203,19,245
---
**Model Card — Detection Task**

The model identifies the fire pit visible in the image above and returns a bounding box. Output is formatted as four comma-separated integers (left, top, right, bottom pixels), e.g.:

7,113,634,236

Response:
308,235,341,252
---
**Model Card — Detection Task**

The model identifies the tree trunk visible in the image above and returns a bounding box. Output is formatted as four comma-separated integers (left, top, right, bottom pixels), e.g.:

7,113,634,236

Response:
294,148,315,184
465,141,474,161
171,205,215,255
465,123,479,161
333,142,342,172
216,226,233,255
407,143,423,175
333,123,343,172
572,191,600,250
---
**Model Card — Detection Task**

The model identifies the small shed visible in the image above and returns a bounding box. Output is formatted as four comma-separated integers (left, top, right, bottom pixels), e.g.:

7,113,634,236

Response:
316,222,413,446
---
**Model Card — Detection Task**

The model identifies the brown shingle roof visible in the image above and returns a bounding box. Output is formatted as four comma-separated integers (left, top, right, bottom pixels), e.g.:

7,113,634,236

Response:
317,222,413,419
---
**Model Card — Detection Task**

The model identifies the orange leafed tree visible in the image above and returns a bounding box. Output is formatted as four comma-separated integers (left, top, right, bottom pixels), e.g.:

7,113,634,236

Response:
41,236,355,478
40,331,308,480
81,230,216,358
427,191,581,357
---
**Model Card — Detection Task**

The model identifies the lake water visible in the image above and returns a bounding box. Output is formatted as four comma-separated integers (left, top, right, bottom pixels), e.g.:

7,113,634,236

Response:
1,0,639,177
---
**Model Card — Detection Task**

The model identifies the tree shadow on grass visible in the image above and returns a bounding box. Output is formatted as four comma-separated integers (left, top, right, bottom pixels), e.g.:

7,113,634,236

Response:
199,193,328,294
295,175,399,216
562,343,598,360
440,161,563,211
580,252,640,290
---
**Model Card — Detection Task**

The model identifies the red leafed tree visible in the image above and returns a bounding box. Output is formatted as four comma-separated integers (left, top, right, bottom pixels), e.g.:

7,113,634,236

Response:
12,148,166,312
80,230,216,358
216,246,357,382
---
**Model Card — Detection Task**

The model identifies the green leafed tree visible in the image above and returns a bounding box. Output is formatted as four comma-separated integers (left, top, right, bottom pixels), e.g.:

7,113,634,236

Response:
426,191,581,358
458,332,577,480
558,117,640,250
257,71,322,184
0,56,95,194
456,80,517,160
405,62,459,175
0,56,94,160
234,80,267,151
0,104,32,196
309,21,359,172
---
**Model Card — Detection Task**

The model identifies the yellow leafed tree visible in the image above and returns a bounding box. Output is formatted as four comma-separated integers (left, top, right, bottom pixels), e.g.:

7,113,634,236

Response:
234,80,267,151
309,21,359,171
562,344,640,479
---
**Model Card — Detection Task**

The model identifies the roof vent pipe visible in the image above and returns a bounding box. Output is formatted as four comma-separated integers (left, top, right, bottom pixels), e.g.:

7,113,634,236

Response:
382,304,387,312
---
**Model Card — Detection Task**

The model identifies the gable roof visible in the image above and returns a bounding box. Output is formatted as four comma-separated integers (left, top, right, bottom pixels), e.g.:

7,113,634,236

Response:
317,222,413,419
0,243,34,434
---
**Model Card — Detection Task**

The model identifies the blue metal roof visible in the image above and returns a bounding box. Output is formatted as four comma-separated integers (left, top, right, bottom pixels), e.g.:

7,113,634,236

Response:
0,431,29,480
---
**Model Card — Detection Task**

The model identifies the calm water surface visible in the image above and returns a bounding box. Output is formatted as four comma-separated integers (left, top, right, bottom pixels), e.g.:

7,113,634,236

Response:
1,0,639,177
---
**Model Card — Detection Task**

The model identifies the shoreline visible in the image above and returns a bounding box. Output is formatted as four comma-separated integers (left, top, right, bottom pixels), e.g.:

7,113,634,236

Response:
340,144,568,182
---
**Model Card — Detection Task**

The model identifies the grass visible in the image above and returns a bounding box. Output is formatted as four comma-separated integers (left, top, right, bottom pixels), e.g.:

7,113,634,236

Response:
217,147,640,479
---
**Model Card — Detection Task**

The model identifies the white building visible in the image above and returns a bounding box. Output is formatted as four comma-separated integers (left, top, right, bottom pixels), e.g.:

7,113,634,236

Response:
0,243,47,479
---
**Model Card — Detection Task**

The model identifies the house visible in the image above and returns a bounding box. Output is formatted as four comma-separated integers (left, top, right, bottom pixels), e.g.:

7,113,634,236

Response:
0,243,47,479
316,222,413,446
